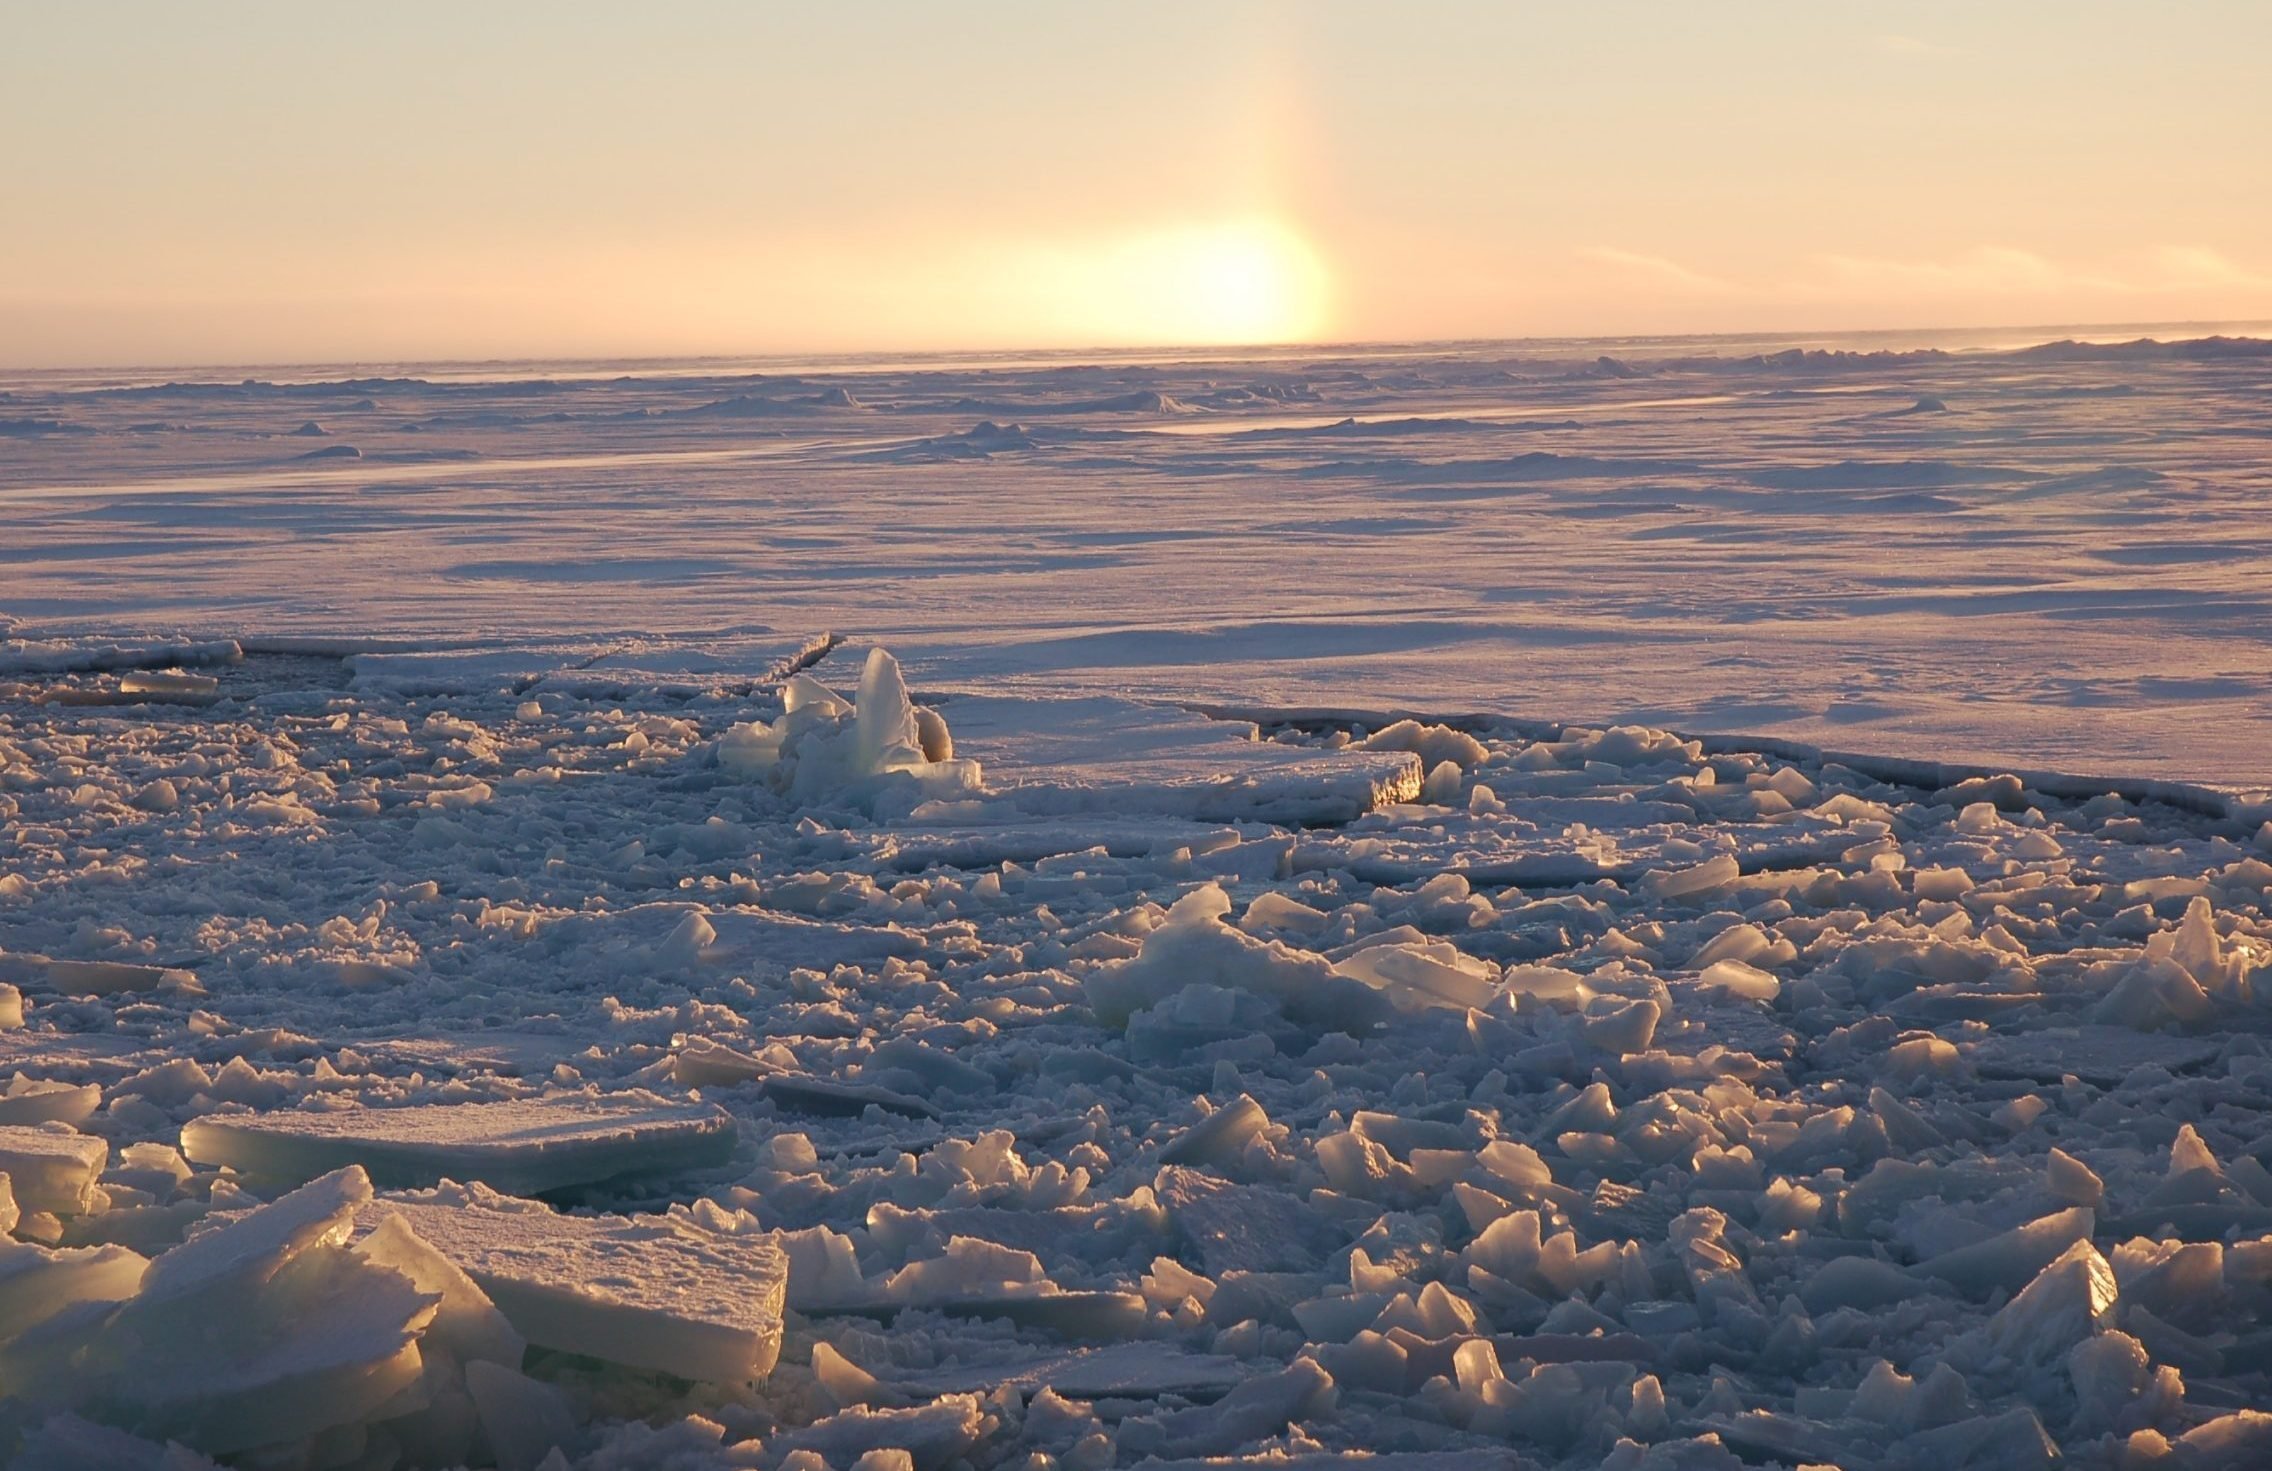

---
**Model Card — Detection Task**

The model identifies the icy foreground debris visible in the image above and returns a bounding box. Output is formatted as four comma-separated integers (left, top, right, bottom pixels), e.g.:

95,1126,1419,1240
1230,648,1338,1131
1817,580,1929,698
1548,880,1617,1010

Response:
0,1122,108,1213
1086,883,1393,1040
1978,1239,2119,1367
179,1092,736,1193
18,607,2272,1465
12,1168,441,1456
716,647,980,812
360,1182,788,1383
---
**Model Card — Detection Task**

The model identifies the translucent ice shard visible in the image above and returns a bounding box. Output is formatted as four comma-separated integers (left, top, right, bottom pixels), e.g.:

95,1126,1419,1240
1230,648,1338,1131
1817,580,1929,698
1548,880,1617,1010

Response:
84,1166,440,1455
1980,1239,2118,1367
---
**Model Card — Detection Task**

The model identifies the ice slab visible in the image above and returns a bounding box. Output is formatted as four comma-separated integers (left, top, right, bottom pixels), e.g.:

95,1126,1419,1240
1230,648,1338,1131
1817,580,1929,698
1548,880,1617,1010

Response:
673,1037,940,1120
0,1124,108,1214
933,694,1421,823
351,1030,595,1080
0,953,194,997
1116,1358,1336,1460
0,638,243,676
874,814,1282,875
817,1290,1150,1339
875,1342,1248,1400
179,1092,737,1193
1157,1165,1347,1275
531,630,835,697
344,643,604,695
0,1078,103,1128
1966,1028,2222,1086
1137,1456,1521,1471
360,1183,788,1383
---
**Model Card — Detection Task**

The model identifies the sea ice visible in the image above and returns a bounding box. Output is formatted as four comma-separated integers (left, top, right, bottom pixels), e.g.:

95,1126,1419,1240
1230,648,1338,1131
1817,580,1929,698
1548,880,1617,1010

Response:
716,649,980,813
0,1123,107,1214
65,1167,441,1456
179,1092,737,1193
362,1181,789,1383
8,345,2272,1466
0,1077,102,1127
940,693,1422,823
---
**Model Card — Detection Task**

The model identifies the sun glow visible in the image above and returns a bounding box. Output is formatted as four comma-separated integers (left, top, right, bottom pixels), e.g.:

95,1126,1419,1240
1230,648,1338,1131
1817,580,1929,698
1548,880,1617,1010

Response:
1026,218,1333,347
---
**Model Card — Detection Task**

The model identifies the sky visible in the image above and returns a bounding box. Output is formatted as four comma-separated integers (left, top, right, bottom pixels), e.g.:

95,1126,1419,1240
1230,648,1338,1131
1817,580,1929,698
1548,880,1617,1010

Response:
4,1,2269,368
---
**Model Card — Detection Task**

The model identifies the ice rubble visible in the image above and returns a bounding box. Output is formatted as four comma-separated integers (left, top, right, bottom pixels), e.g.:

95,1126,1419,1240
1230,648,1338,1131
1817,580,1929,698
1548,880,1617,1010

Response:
716,659,1425,833
716,649,980,814
9,643,2272,1466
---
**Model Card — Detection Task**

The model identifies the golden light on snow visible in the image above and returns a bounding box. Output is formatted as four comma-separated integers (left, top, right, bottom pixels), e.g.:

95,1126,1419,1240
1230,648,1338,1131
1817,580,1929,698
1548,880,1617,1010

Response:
1024,218,1334,348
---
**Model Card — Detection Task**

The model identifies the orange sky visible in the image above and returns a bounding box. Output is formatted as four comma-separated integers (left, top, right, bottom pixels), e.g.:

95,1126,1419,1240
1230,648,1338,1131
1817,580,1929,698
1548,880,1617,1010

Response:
4,3,2268,367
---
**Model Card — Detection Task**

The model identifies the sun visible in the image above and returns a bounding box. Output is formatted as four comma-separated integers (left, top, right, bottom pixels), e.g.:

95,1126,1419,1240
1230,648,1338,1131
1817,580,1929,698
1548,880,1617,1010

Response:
1027,218,1333,348
1111,220,1332,345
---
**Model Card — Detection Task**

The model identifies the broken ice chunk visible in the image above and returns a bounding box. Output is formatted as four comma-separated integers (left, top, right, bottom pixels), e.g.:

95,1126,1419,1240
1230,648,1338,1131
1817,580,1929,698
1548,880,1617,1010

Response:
1159,1094,1270,1168
881,1235,1046,1302
1157,1165,1346,1274
0,1124,108,1214
2047,1147,2105,1208
1915,1206,2095,1298
1134,1456,1517,1471
765,1395,994,1471
941,694,1420,823
465,1359,580,1470
11,1413,225,1471
0,1237,148,1343
86,1166,441,1455
1334,939,1501,1012
1979,1239,2118,1367
2170,1411,2272,1465
1800,1255,1919,1315
0,1077,103,1128
352,1210,525,1368
717,648,981,812
1239,891,1331,936
2068,1329,2153,1431
1698,959,1779,1003
869,1342,1249,1402
1646,853,1740,902
180,1092,736,1193
1116,1358,1336,1460
363,1182,788,1383
673,1037,939,1120
1086,884,1391,1036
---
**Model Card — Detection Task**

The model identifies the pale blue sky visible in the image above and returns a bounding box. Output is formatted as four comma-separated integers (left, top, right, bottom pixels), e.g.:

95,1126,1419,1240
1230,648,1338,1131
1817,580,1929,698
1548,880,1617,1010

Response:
4,2,2267,365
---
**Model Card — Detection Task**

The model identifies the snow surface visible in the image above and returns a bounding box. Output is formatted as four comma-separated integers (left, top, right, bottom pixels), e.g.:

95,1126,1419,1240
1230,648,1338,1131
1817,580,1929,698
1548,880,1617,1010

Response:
3,334,2272,1467
5,334,2271,788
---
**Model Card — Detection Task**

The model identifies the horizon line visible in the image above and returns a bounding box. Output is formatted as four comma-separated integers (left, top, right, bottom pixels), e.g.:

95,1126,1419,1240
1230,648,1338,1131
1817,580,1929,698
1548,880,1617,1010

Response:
7,315,2272,387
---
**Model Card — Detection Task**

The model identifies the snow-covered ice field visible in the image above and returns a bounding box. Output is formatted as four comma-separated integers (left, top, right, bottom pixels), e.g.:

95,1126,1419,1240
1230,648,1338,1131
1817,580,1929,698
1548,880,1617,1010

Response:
6,329,2271,788
3,332,2272,1469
